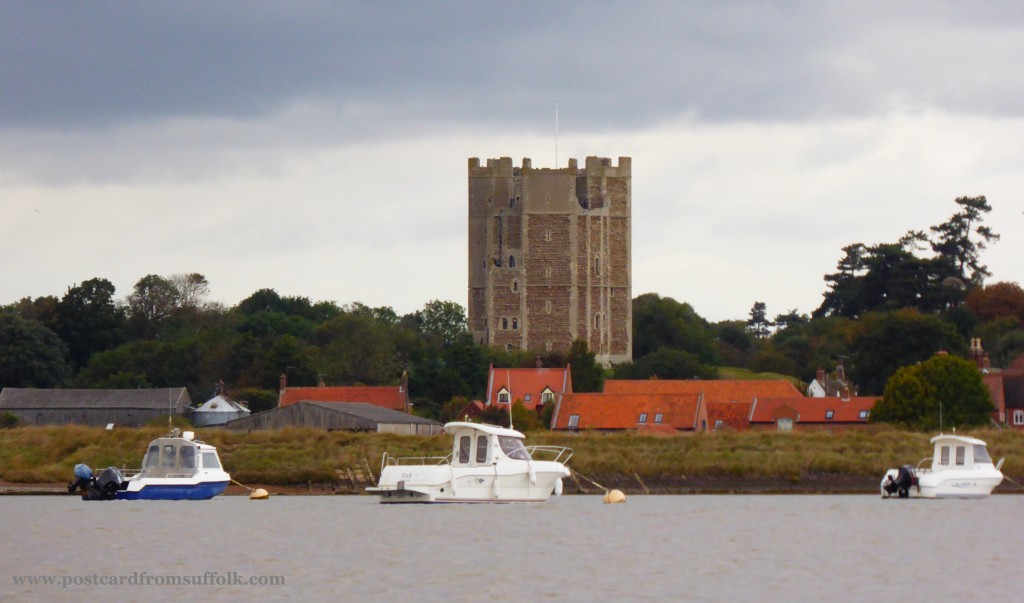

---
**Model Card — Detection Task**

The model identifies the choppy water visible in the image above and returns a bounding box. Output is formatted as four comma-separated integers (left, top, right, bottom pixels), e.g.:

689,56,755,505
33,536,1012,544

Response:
1,494,1020,602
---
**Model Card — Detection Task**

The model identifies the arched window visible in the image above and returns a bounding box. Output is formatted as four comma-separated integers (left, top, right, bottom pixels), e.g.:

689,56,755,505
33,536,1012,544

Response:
595,256,601,276
595,313,602,330
509,256,516,268
502,317,508,330
512,317,518,330
545,300,552,314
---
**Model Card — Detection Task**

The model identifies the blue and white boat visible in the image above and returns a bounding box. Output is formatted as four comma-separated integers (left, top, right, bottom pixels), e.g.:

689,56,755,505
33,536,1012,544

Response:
71,429,230,500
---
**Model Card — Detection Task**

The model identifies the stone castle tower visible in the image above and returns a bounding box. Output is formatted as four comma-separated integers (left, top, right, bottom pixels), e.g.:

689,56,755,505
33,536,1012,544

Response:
468,156,632,365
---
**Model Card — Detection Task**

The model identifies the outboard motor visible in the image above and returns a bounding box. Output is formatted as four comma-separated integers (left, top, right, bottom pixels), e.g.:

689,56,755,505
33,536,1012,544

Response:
68,463,94,494
883,465,917,498
86,467,124,501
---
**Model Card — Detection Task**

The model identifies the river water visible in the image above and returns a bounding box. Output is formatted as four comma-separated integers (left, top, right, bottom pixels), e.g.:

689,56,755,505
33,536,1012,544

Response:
1,494,1019,602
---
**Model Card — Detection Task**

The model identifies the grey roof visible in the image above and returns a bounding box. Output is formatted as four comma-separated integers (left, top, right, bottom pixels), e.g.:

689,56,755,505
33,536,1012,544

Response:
0,387,191,411
298,401,438,424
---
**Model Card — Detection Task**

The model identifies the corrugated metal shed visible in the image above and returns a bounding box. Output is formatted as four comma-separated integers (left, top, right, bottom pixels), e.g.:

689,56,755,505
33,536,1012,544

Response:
224,401,441,435
0,387,190,427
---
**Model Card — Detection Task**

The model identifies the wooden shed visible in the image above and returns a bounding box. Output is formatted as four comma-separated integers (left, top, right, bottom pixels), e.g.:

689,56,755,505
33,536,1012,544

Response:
223,401,441,435
0,387,190,427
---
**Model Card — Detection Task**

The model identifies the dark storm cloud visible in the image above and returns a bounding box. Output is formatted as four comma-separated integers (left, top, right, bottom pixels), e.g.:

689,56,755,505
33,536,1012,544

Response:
4,1,1024,138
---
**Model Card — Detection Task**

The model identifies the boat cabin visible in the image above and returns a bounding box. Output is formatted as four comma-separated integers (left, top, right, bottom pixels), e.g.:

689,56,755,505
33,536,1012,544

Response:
446,422,530,467
139,431,222,479
929,434,993,472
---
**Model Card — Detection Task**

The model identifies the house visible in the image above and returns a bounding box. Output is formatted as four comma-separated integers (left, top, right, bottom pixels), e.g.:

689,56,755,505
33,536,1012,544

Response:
603,379,802,403
551,391,706,433
806,362,857,398
706,400,754,432
0,387,190,427
749,396,879,432
225,401,441,434
971,339,1024,428
278,373,410,413
483,363,573,413
191,381,251,427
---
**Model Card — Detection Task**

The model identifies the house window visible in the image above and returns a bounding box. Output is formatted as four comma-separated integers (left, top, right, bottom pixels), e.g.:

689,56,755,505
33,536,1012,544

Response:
512,317,518,330
858,410,869,419
638,413,648,424
568,414,580,429
654,413,663,424
825,410,834,420
498,391,510,404
524,394,531,402
542,391,554,404
714,419,724,431
1014,410,1024,425
777,418,793,432
956,446,966,466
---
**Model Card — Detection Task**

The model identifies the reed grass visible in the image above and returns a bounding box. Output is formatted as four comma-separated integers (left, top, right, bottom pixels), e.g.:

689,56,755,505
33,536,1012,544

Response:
1,425,1022,485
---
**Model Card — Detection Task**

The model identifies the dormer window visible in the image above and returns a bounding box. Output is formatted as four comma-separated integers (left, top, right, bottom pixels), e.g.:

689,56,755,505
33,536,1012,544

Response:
497,389,510,404
859,410,869,420
541,389,554,404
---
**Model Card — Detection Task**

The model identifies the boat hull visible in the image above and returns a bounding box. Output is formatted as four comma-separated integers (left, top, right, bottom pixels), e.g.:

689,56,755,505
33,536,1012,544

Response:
114,479,229,501
369,462,569,504
880,468,1003,499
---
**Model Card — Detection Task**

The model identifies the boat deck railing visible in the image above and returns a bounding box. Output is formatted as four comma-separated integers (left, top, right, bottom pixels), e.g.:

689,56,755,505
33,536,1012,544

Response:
380,452,452,472
525,445,574,465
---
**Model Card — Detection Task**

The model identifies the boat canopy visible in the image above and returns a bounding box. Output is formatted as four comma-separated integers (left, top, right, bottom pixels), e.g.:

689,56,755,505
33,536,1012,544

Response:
140,437,202,478
443,421,525,439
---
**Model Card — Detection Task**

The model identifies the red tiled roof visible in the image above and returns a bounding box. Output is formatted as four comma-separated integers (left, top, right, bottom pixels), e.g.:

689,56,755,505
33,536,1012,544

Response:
706,401,753,432
749,396,878,424
279,386,407,411
604,379,802,404
486,365,573,411
552,392,705,431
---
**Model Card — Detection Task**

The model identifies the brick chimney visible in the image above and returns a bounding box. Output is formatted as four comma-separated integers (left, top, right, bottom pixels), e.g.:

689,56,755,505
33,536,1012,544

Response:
278,373,287,407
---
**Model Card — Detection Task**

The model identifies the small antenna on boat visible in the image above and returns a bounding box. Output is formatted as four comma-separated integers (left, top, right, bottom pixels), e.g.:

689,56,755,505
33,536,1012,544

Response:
939,399,943,434
168,387,173,432
555,101,559,168
507,368,513,430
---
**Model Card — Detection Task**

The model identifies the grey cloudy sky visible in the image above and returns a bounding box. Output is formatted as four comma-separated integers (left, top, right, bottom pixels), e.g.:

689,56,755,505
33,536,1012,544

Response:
2,1,1022,322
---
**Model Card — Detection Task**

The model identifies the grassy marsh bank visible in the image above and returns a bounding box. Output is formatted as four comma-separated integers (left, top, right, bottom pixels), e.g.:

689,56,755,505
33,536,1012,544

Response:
3,425,1023,493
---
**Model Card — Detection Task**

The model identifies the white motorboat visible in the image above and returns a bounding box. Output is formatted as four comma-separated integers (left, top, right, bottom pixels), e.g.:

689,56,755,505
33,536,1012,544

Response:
367,422,573,503
71,429,231,501
881,433,1004,499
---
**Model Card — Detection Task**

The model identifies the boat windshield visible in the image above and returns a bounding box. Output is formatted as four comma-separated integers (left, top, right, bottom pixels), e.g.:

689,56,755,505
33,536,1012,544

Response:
973,444,992,463
202,451,221,470
499,436,530,460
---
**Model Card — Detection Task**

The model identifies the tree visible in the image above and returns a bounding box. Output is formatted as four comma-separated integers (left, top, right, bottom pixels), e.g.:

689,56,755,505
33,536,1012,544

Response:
126,274,179,339
0,312,70,387
419,300,467,345
966,281,1024,325
746,301,771,339
872,354,994,430
929,195,1000,285
168,273,210,308
568,339,604,392
612,348,717,380
849,309,966,395
632,293,718,363
56,278,126,368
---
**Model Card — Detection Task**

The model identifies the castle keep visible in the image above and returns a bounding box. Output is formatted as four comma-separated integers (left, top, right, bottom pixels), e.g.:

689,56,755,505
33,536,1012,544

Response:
468,156,632,365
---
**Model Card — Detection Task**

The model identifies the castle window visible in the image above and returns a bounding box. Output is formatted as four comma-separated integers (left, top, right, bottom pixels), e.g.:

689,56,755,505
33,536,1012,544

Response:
512,280,518,292
544,266,553,278
545,341,553,352
595,314,602,330
509,255,516,268
595,256,601,276
544,229,552,242
502,317,508,330
512,317,518,330
506,344,513,352
545,300,552,314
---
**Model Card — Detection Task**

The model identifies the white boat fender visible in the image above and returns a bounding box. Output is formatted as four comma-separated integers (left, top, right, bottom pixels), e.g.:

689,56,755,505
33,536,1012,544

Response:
603,489,626,504
528,465,537,485
554,478,563,497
